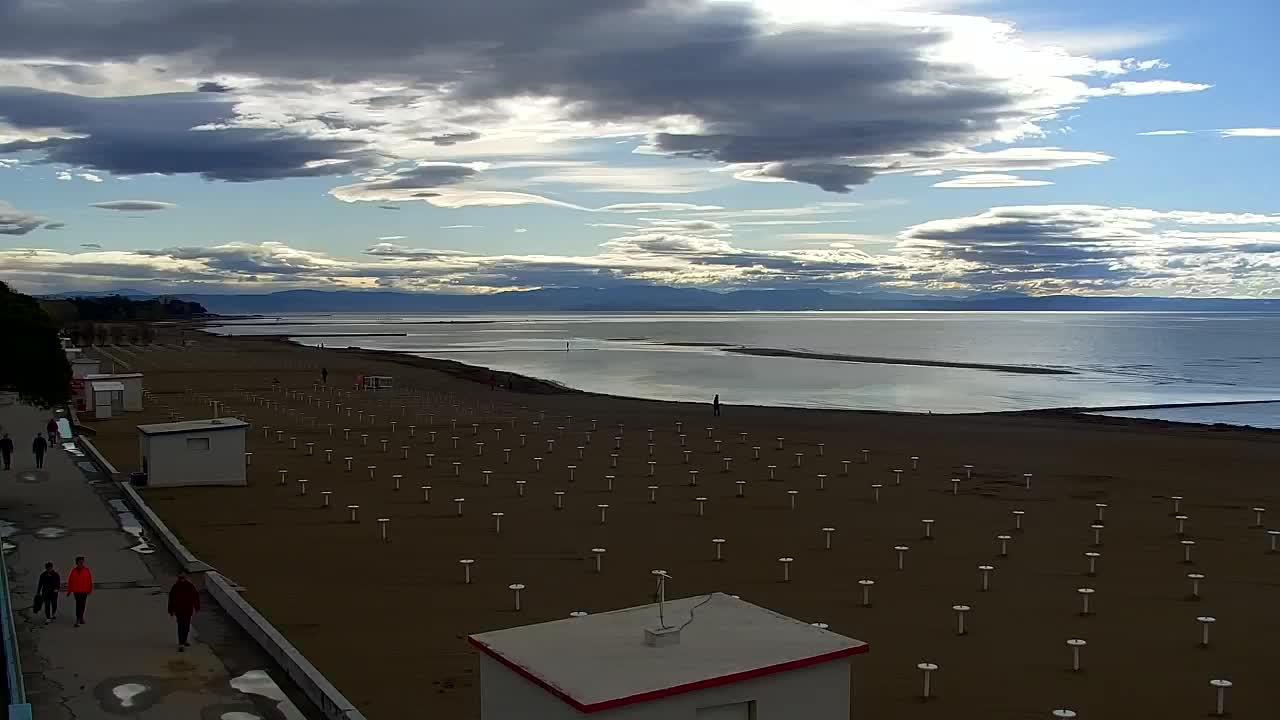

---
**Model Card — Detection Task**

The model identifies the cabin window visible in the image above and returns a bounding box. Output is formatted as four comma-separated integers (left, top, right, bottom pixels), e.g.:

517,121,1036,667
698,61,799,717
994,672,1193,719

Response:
186,437,211,452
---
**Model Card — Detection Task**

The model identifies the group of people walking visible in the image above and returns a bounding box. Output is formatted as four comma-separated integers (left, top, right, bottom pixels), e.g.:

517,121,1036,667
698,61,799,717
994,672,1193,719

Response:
0,415,59,470
33,555,201,649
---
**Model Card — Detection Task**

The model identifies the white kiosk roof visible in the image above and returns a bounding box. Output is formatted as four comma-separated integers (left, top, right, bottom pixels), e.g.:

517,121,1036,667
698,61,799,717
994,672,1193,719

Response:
89,381,124,392
137,417,249,436
468,592,867,713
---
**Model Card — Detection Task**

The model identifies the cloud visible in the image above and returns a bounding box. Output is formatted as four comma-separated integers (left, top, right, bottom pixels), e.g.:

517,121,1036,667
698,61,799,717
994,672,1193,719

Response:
377,205,401,211
0,1,1208,192
44,222,66,230
80,243,101,248
328,162,590,209
514,227,528,233
878,148,1113,175
597,203,724,214
527,164,723,193
90,200,177,211
932,174,1053,189
0,200,55,235
897,205,1280,296
78,172,103,182
0,88,383,181
1138,129,1192,136
441,225,479,229
0,159,18,168
1093,80,1212,96
1219,128,1280,138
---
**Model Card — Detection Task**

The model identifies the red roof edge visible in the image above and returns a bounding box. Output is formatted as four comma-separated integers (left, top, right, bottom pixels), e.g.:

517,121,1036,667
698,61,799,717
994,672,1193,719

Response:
468,636,869,714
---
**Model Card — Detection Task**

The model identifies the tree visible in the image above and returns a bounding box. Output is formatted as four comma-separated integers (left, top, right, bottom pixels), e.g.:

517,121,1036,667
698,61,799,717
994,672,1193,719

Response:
0,281,72,408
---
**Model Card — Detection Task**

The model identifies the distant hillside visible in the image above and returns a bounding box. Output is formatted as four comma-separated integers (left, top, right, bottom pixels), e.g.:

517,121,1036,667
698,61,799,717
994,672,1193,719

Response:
40,287,1280,314
172,287,1280,314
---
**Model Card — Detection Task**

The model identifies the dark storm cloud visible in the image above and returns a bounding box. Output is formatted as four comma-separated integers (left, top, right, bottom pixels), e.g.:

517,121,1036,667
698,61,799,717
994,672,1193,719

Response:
196,81,232,93
0,1,1113,191
0,87,382,180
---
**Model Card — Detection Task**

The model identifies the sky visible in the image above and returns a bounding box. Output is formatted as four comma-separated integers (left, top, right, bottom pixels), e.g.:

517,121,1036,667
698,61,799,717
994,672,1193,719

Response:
1,0,1278,297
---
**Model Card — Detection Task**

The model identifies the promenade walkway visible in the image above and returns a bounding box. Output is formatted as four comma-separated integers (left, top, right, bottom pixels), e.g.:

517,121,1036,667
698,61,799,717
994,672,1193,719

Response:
0,400,317,719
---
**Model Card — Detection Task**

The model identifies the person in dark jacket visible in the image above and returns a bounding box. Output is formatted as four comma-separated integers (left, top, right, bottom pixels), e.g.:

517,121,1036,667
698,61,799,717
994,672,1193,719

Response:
32,434,47,469
0,433,13,470
167,573,201,651
34,562,60,622
46,417,59,445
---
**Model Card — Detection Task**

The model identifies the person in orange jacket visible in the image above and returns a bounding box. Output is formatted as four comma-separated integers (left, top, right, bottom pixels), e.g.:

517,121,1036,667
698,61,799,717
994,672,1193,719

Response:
66,556,93,626
167,573,201,651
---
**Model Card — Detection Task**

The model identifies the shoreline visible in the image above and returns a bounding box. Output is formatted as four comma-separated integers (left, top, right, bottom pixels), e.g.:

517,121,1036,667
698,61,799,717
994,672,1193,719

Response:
218,329,1279,431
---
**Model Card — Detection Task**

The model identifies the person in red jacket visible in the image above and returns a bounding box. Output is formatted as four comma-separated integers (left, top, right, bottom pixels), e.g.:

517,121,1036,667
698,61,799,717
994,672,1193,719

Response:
167,573,201,651
66,556,92,626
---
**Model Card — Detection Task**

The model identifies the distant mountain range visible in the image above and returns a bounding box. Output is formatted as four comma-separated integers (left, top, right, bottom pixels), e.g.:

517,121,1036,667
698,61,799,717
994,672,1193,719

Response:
40,287,1280,314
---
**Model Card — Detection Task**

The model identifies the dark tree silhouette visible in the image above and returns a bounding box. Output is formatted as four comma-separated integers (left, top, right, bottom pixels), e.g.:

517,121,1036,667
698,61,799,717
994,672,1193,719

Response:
0,281,72,408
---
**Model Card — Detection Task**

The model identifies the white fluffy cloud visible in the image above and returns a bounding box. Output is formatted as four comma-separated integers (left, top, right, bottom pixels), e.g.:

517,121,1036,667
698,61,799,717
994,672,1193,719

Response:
932,174,1053,189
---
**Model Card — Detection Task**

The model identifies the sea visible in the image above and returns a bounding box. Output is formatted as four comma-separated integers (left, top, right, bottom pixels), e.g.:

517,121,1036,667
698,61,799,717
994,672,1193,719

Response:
207,312,1280,429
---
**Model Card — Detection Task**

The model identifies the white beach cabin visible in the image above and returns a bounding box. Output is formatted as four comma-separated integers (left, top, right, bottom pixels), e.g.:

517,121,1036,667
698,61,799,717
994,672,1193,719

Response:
363,375,394,390
89,381,124,419
84,373,144,412
71,357,101,379
468,592,868,720
136,418,249,487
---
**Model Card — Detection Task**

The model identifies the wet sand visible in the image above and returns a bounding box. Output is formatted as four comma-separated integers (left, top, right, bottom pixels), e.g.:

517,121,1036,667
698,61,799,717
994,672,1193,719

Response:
81,330,1280,720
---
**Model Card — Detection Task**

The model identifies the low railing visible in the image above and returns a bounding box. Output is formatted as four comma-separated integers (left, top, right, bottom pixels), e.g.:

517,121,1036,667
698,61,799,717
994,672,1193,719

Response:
0,544,33,719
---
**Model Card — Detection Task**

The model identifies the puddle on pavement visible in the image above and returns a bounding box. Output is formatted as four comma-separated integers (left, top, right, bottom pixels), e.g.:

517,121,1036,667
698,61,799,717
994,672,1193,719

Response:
129,540,156,554
230,670,306,720
109,499,129,513
0,521,18,538
1,541,14,555
118,511,143,537
221,713,263,720
112,682,149,707
15,470,46,484
33,526,68,539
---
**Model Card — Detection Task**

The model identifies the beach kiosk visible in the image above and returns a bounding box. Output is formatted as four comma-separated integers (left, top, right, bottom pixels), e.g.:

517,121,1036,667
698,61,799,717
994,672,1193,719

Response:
468,592,868,720
363,375,394,390
89,381,124,419
84,373,144,412
136,418,249,487
71,357,101,379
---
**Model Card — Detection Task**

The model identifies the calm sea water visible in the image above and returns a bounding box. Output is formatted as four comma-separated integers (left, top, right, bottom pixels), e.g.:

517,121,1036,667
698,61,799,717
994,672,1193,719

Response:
208,312,1280,428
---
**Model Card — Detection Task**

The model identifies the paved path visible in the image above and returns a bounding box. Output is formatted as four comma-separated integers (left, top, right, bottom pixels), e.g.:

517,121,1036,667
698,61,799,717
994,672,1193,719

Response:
1,401,317,720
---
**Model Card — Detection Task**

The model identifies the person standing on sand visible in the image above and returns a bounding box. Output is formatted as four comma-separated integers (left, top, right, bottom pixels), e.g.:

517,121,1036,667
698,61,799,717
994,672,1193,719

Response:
167,573,201,651
713,394,721,417
32,433,47,469
0,433,12,470
34,562,60,623
66,556,92,626
321,367,328,385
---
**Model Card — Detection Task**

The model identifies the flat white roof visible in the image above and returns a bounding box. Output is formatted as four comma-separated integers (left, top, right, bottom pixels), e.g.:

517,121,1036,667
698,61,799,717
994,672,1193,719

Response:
71,357,99,364
137,417,249,436
85,373,144,380
468,592,867,713
90,381,125,392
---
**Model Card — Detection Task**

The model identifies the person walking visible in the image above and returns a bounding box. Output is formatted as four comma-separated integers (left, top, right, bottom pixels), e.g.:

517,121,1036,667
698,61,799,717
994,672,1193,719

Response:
32,433,48,469
713,394,721,417
0,433,13,470
46,416,59,445
167,573,201,651
321,367,328,385
66,556,92,626
34,562,60,623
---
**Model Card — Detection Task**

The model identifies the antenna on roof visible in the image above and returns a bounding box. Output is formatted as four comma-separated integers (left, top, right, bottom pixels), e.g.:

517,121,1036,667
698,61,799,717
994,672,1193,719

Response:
651,570,673,628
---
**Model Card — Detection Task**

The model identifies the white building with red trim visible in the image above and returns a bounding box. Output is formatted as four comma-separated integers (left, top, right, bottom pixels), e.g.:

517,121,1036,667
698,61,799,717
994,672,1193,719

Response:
468,592,868,719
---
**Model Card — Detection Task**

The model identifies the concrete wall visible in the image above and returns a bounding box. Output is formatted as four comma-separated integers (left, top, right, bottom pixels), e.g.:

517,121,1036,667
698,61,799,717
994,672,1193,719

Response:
205,573,367,720
142,429,247,487
479,654,852,720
